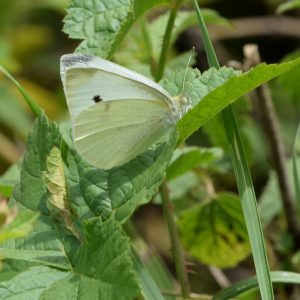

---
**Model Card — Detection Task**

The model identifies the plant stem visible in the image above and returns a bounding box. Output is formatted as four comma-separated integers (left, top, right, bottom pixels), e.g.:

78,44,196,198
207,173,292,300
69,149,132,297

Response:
192,1,274,299
155,0,181,82
159,181,190,298
155,1,190,297
244,44,300,244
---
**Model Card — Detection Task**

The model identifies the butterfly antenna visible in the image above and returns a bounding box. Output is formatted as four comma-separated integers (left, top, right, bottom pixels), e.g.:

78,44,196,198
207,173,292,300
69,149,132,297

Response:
179,47,195,96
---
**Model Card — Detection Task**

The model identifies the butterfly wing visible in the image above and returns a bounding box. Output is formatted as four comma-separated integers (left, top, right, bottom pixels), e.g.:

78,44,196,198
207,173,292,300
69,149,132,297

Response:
74,99,174,170
60,54,173,120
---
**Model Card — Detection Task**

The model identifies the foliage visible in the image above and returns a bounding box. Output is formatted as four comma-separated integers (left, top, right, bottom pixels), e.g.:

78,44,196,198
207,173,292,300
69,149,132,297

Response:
0,0,300,299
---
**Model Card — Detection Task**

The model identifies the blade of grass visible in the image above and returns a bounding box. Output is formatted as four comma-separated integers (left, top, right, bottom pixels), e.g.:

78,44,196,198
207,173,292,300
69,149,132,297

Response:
0,66,42,117
191,1,273,299
155,0,183,82
132,249,165,300
213,271,300,300
293,123,300,215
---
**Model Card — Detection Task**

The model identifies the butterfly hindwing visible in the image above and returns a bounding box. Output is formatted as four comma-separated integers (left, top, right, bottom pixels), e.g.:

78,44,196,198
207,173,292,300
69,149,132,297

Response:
74,99,173,170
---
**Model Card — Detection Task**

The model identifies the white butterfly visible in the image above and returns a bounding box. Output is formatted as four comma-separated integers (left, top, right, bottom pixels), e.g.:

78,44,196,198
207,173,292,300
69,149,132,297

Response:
60,54,189,170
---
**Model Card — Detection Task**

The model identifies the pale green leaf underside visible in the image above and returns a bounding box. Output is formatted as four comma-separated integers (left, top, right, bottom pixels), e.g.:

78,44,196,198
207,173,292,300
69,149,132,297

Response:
178,193,250,268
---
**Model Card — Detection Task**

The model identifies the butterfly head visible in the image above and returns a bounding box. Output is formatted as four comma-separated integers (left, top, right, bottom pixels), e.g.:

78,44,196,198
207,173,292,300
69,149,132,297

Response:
171,94,191,119
171,47,194,119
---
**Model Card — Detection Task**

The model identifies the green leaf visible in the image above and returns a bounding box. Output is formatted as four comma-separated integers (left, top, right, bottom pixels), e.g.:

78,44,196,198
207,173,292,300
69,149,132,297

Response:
277,0,300,13
0,115,79,269
163,66,237,107
1,112,176,271
42,217,139,300
178,192,250,268
212,271,300,300
66,130,177,223
132,250,166,300
177,57,300,143
0,266,70,300
19,114,61,214
0,213,74,269
63,0,171,57
274,51,300,105
167,146,223,180
0,218,139,299
168,171,200,201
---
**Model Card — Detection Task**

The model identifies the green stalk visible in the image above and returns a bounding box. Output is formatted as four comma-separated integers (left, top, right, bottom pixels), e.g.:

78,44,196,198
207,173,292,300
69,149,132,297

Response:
155,0,182,82
293,123,300,214
155,2,190,297
159,182,190,298
192,1,274,299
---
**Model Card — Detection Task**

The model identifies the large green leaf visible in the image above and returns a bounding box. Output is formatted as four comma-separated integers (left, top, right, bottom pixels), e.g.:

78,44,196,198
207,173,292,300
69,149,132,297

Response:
1,123,80,269
177,58,300,143
0,218,139,300
19,114,61,214
0,209,74,269
42,217,139,300
0,266,69,300
163,66,237,107
178,192,250,268
63,0,171,57
65,131,176,223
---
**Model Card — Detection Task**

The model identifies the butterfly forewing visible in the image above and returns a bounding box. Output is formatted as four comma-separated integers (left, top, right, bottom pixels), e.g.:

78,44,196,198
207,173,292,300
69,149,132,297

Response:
60,54,173,120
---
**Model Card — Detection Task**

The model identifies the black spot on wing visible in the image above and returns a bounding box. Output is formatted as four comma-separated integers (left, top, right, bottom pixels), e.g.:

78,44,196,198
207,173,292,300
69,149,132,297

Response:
92,95,102,103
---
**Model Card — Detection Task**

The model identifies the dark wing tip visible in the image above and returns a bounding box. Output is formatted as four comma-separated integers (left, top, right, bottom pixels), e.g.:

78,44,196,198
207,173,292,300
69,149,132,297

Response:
60,54,93,69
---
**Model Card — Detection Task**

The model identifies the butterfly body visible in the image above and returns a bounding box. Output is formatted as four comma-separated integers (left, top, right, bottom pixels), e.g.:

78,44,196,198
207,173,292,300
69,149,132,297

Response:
60,54,188,170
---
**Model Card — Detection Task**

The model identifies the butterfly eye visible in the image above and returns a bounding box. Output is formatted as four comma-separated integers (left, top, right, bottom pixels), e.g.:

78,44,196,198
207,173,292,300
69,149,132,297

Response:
92,95,102,103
